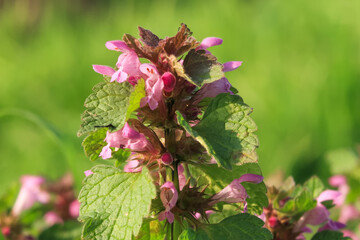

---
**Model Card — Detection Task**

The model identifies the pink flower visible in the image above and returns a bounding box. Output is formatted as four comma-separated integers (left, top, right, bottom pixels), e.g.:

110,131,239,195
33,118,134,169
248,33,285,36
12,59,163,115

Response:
124,160,143,173
209,174,263,206
99,122,152,159
194,77,233,104
93,65,128,83
69,200,80,218
161,152,173,165
329,175,349,206
44,211,63,226
1,226,11,237
84,170,93,177
92,40,142,84
161,72,176,93
223,61,242,72
178,164,186,190
343,230,360,240
294,190,344,234
158,181,178,223
140,64,164,110
339,205,360,223
197,37,223,51
106,41,142,79
12,175,50,216
194,210,215,219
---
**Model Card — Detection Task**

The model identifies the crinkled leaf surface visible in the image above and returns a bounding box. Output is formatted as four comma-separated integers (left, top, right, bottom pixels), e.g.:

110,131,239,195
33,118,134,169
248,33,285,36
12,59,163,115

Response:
276,187,317,217
82,128,108,161
304,176,324,199
183,49,224,87
189,163,267,215
78,82,132,136
135,219,166,240
311,230,351,240
176,93,259,169
178,213,272,240
126,79,146,120
39,221,82,240
79,165,156,240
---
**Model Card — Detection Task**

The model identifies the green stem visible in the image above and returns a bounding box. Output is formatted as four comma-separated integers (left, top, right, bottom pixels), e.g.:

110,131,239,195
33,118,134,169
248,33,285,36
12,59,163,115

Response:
164,100,181,240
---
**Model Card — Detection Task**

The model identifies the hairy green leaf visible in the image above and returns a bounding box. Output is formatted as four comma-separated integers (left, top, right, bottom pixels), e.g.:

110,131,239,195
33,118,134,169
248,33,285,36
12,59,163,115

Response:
135,219,166,240
189,163,267,215
311,230,351,240
183,49,224,87
178,213,272,240
126,79,146,120
78,165,156,240
276,187,317,217
78,82,132,136
304,176,324,199
39,221,82,240
82,128,108,161
176,93,258,169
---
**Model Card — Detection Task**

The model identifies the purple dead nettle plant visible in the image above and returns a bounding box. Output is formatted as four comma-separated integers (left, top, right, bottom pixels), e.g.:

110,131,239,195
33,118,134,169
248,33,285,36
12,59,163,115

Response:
78,24,272,240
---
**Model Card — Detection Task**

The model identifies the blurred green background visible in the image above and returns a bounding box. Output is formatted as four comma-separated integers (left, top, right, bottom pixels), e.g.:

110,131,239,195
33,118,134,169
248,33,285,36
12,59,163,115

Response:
0,0,359,194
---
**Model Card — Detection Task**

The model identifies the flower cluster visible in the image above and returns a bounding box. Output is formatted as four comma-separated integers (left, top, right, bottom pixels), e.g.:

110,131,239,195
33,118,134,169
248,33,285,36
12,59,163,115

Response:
0,174,79,240
259,174,360,240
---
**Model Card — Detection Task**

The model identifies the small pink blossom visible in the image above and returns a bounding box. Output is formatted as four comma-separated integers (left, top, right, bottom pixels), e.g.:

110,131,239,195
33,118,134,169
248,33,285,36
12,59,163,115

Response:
161,152,173,165
99,123,151,159
1,226,11,237
223,61,242,72
124,160,143,173
194,210,215,219
178,164,186,190
69,200,80,218
158,181,178,223
209,174,263,206
294,190,344,234
140,64,164,110
194,77,233,104
161,72,176,92
93,65,128,83
343,230,360,240
329,175,349,206
84,170,93,177
107,40,142,79
339,205,360,223
12,175,50,216
45,211,63,226
92,40,142,84
197,37,223,50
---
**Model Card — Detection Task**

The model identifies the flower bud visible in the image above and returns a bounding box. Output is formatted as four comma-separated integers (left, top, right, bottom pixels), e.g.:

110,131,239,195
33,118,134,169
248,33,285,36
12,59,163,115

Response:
269,216,278,228
1,226,10,237
161,72,176,92
161,152,173,165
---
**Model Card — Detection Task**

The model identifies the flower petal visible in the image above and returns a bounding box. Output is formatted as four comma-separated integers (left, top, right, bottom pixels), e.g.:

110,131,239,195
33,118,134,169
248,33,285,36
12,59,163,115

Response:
197,37,223,50
329,175,347,187
99,144,112,159
317,190,341,203
122,122,140,139
93,65,115,76
84,170,93,177
238,173,264,184
105,40,131,52
223,61,243,72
